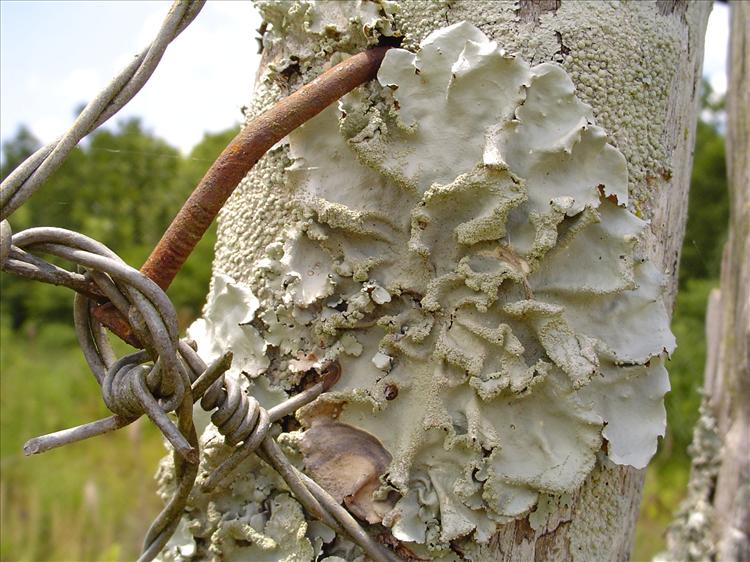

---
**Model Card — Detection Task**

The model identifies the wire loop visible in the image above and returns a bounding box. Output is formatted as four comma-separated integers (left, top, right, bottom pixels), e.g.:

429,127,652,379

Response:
4,226,398,562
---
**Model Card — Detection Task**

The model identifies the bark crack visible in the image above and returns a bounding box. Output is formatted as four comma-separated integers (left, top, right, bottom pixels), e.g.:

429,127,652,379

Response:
656,0,688,22
534,520,572,560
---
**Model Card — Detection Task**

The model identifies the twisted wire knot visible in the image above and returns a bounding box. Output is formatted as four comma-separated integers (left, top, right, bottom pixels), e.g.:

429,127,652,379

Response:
3,226,196,465
202,375,268,447
102,350,197,462
103,360,153,419
0,220,11,268
4,226,397,562
200,379,272,492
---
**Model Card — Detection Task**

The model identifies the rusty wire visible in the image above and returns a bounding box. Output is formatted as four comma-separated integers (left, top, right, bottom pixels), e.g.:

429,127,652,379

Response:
0,0,400,559
93,46,390,346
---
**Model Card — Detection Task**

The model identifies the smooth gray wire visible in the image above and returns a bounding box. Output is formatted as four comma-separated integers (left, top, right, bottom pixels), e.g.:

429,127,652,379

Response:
0,0,206,220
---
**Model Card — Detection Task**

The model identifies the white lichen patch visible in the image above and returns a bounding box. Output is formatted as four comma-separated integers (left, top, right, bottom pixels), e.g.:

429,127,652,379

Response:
188,273,269,378
195,19,677,556
272,22,675,548
258,0,398,65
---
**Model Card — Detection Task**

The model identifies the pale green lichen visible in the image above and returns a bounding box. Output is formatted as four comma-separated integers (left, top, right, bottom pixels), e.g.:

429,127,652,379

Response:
179,1,700,558
187,273,269,378
658,399,722,562
158,425,316,562
189,21,676,555
215,0,402,293
441,0,687,216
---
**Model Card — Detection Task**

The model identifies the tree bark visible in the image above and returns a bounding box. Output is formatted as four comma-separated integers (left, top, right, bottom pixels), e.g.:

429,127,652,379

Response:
667,3,749,561
712,3,750,558
206,1,710,560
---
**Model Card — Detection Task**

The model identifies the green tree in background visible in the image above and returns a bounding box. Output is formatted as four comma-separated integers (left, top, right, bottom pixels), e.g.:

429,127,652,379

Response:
666,80,729,455
0,119,239,330
0,125,42,179
78,119,182,249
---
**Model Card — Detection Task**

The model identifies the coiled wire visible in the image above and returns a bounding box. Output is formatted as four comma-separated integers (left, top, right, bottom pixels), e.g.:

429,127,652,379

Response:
1,222,398,562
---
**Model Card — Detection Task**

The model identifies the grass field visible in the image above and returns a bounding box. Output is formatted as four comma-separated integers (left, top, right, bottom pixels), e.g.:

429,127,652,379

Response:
0,318,166,561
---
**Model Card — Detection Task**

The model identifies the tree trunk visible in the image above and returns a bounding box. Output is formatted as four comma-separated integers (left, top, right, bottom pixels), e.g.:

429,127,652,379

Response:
715,5,750,555
666,3,750,561
181,2,710,561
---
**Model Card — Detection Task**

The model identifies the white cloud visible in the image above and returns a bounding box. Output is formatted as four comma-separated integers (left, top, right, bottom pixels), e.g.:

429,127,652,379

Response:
136,5,168,46
115,0,262,153
24,72,42,95
61,67,102,104
28,115,68,144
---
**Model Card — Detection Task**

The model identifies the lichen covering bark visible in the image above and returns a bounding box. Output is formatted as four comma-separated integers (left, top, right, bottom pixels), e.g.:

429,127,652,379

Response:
160,2,689,560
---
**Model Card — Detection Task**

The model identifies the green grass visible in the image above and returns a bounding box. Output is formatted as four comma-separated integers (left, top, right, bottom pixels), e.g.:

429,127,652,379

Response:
0,317,166,561
633,456,691,561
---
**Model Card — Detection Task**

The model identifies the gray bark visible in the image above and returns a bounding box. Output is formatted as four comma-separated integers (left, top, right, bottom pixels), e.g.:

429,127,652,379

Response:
666,3,749,561
712,4,750,558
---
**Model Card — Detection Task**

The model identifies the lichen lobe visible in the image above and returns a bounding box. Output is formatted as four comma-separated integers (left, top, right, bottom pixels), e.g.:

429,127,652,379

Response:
276,21,675,550
191,19,676,558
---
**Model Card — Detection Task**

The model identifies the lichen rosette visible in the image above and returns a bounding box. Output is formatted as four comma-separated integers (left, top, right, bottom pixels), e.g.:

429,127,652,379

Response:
203,21,676,550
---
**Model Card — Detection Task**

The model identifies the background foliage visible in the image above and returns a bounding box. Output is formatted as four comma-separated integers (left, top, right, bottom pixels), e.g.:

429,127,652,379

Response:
0,80,729,560
0,120,237,561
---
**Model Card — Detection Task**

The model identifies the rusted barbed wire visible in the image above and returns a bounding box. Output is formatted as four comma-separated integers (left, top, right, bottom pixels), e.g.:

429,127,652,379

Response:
0,0,399,559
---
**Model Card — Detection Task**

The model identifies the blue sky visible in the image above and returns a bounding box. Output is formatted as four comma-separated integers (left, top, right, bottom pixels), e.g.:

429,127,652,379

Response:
1,0,261,155
0,1,730,157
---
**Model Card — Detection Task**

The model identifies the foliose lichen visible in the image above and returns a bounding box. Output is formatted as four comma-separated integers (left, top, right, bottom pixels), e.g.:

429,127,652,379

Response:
274,21,674,546
158,424,318,562
176,17,678,560
188,273,268,380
